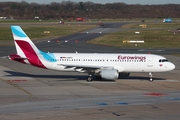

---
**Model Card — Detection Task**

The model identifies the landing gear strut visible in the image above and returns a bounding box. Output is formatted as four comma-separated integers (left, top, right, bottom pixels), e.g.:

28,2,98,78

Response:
149,72,153,81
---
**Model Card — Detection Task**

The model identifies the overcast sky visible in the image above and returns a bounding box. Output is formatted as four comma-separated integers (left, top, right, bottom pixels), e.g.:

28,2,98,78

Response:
1,0,180,4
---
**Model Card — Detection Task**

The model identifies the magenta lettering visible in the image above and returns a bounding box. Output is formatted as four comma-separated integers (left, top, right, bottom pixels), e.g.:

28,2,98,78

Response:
118,55,146,60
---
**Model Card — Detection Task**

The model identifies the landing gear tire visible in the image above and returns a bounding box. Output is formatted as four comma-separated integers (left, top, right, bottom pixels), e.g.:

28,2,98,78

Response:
87,76,93,82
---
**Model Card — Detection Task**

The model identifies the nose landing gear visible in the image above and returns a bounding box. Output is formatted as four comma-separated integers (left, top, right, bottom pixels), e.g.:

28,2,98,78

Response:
149,72,153,81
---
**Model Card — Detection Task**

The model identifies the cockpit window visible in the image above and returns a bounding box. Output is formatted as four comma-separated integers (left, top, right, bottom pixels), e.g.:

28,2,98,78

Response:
159,59,168,62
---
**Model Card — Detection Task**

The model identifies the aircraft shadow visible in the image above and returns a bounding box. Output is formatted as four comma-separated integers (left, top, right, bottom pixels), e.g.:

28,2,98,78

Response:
4,70,87,81
119,76,165,81
4,70,166,81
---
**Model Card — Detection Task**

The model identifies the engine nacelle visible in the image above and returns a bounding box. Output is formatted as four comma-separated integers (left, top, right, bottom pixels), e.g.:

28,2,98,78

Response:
100,69,119,80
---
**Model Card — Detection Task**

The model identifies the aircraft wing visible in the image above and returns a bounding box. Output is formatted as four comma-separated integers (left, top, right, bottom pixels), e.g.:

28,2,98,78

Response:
58,63,114,71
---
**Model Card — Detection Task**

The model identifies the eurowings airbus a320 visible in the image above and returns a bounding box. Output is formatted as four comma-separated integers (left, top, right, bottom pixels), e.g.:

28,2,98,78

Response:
8,26,175,82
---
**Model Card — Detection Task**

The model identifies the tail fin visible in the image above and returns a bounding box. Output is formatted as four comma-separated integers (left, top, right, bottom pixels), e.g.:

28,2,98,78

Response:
9,26,46,68
11,26,40,56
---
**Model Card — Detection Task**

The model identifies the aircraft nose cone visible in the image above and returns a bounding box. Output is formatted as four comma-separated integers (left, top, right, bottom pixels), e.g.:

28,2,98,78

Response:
171,63,175,70
169,62,175,70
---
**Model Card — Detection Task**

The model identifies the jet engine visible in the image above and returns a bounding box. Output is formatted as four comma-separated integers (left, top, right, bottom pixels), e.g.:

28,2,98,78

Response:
100,69,119,80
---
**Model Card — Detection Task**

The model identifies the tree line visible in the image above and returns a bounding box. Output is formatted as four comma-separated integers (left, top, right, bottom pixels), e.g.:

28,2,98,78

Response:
0,1,180,20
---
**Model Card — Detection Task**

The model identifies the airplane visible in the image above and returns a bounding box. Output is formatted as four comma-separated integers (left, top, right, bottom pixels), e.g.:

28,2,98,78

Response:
8,26,175,82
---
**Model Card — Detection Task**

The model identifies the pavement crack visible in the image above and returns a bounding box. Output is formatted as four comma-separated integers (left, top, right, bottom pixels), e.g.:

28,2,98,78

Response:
0,78,33,102
149,104,158,109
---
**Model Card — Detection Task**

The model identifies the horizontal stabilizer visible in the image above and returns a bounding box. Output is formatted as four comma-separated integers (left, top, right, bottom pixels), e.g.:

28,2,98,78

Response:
13,57,27,60
8,54,27,61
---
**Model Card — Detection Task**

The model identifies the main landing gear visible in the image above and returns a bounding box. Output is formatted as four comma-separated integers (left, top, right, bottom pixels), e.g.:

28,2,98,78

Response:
87,74,93,82
87,73,102,82
149,72,153,81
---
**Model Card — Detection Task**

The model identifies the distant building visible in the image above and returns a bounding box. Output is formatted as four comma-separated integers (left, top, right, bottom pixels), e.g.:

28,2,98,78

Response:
35,16,39,20
0,17,7,19
163,18,172,23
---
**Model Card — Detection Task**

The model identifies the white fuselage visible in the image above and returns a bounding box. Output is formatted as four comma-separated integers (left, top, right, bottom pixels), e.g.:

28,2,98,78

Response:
37,53,175,73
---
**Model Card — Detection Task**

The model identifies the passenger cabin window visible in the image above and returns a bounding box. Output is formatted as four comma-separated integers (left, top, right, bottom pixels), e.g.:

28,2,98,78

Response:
159,59,168,62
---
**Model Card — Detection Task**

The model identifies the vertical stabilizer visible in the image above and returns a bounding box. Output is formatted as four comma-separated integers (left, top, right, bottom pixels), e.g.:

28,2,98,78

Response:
11,26,39,56
10,26,46,68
